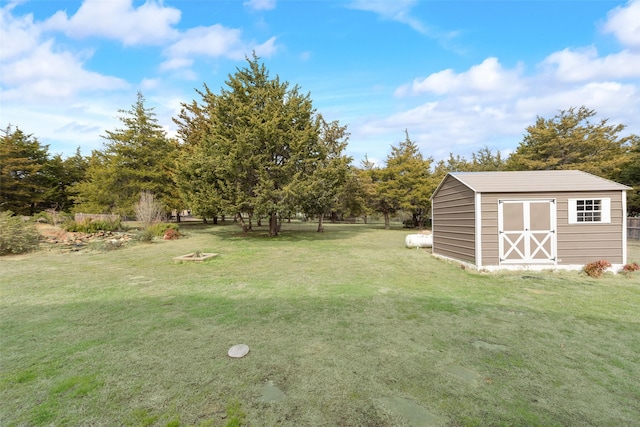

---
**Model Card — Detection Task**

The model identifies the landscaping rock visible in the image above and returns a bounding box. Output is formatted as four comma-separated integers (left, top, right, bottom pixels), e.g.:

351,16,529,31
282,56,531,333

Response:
36,224,136,253
228,344,249,358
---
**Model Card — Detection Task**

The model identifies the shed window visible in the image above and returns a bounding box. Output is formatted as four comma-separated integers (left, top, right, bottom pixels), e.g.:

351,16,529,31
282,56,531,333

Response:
568,198,610,224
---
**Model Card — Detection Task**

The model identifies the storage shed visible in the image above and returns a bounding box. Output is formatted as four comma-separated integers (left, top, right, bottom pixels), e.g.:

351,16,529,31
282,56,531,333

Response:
431,170,631,271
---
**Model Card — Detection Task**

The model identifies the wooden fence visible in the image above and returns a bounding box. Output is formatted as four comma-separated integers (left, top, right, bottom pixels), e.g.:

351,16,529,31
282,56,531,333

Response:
629,217,640,240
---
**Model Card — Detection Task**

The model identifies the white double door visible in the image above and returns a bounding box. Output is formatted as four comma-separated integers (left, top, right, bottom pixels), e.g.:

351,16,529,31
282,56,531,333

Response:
498,199,557,264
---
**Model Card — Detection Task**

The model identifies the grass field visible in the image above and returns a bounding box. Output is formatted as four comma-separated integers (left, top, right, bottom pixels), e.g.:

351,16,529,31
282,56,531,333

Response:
1,221,639,426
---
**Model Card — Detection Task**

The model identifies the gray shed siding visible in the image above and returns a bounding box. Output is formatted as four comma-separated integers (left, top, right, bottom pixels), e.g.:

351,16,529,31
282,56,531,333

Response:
431,175,476,263
479,191,625,266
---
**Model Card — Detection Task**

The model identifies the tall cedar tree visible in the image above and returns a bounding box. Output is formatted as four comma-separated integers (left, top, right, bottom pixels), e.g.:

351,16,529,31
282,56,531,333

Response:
175,55,321,236
506,106,631,178
366,132,433,229
173,84,227,223
386,131,434,228
356,156,379,224
431,146,505,192
0,126,50,215
73,93,178,216
292,115,352,232
44,149,88,212
333,165,371,223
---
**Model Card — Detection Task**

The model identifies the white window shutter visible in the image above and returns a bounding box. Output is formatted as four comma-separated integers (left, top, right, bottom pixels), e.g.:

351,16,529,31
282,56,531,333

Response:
601,198,611,223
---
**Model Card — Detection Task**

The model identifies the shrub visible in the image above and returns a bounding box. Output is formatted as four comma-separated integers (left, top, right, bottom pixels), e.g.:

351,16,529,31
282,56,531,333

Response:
136,228,155,243
163,228,181,240
135,191,164,227
147,222,179,237
134,223,179,243
584,259,612,278
622,262,640,275
65,218,122,233
0,211,40,255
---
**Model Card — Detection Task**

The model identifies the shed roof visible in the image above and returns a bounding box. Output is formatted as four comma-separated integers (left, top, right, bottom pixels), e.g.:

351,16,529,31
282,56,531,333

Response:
447,170,631,193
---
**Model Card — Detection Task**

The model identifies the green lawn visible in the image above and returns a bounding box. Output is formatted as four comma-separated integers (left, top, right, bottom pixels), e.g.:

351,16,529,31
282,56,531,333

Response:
1,222,639,426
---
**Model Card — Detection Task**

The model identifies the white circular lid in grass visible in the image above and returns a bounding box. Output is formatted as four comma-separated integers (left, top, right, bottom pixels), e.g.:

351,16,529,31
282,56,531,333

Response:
228,344,249,358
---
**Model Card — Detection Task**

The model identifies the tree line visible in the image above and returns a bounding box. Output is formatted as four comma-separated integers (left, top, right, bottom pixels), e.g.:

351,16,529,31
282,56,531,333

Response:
2,56,639,235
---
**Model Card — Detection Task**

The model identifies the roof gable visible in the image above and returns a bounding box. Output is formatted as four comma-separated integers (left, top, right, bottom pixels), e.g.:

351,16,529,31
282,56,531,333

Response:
445,170,631,193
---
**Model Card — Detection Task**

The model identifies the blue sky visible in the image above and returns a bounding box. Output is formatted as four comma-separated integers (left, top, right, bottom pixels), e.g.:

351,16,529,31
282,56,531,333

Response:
1,0,639,165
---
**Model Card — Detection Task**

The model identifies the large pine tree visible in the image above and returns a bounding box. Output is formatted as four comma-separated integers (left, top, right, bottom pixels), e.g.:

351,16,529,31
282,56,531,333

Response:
292,115,352,232
175,55,325,236
506,106,630,178
365,131,433,229
73,93,178,216
0,126,50,215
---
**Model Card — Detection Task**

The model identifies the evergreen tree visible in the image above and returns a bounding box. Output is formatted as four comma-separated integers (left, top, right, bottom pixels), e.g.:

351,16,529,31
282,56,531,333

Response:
506,106,630,179
173,85,227,223
74,92,178,216
293,115,351,232
366,131,433,229
470,146,505,171
355,156,379,224
175,55,322,236
333,166,371,223
385,131,434,228
42,149,88,212
620,135,640,215
0,126,50,215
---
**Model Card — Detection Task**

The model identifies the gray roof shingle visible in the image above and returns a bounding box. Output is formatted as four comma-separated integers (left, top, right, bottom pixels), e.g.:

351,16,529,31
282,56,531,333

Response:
449,170,631,193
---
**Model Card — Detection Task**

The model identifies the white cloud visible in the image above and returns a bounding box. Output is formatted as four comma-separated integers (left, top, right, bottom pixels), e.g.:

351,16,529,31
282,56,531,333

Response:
43,0,181,46
0,3,132,156
1,54,128,100
602,0,640,50
361,41,640,162
349,0,415,18
344,2,640,162
396,57,526,98
141,78,160,90
541,47,640,82
349,0,426,34
1,36,128,102
0,4,39,61
254,36,278,58
244,0,277,11
161,22,278,70
160,57,194,71
164,25,245,61
3,100,124,156
515,81,638,119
